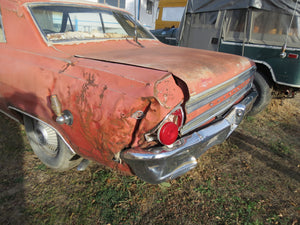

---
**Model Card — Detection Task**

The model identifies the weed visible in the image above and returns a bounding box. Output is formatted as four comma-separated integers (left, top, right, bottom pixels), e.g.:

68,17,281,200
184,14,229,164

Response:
270,140,291,157
266,214,290,224
34,163,47,171
194,179,214,197
24,147,33,152
259,185,266,191
159,182,171,189
93,187,130,223
246,116,255,123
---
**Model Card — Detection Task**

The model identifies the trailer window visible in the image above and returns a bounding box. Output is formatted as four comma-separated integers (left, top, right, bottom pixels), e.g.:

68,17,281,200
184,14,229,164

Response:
191,11,218,28
223,9,247,42
250,10,300,47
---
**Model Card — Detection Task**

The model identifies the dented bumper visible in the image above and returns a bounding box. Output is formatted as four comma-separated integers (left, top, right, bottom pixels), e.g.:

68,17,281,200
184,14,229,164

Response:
121,90,258,184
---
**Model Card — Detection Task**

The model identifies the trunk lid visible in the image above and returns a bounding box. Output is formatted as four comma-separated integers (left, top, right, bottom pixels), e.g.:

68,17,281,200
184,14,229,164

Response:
57,40,254,97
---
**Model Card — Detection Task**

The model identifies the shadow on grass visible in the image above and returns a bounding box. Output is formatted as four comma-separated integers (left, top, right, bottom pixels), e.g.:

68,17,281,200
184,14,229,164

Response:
230,129,300,183
0,114,27,225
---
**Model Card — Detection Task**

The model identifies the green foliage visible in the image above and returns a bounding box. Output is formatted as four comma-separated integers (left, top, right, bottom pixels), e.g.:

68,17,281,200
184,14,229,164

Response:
270,140,291,157
246,116,255,123
34,163,47,171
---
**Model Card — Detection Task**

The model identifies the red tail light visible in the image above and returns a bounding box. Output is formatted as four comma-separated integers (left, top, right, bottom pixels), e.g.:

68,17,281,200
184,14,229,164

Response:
156,106,184,145
158,122,179,145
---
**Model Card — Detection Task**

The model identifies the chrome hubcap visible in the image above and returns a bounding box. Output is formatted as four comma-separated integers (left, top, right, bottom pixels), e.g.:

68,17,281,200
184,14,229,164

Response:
33,121,58,156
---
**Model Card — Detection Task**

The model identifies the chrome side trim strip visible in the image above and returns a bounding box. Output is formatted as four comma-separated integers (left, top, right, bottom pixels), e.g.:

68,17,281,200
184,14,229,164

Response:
0,109,20,123
181,82,252,135
182,66,255,135
186,66,255,114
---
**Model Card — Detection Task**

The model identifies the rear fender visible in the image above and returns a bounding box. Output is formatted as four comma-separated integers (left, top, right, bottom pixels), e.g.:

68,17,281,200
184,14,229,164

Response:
132,74,185,148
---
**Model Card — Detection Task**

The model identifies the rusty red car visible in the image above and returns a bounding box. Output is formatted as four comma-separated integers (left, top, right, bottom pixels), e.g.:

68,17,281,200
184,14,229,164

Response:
0,0,258,184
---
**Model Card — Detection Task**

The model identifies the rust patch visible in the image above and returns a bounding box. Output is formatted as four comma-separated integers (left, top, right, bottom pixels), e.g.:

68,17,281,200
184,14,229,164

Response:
59,62,74,73
77,72,98,105
99,85,107,107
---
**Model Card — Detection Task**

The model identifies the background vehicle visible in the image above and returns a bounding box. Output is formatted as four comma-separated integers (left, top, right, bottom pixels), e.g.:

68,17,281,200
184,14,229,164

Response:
150,0,187,45
155,0,187,30
150,26,178,45
178,0,300,115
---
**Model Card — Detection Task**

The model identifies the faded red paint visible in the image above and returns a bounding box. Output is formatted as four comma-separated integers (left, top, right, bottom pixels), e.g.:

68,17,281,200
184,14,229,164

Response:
0,0,254,175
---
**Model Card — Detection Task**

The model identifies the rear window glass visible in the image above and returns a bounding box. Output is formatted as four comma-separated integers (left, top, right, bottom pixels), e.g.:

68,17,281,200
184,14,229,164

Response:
29,4,154,42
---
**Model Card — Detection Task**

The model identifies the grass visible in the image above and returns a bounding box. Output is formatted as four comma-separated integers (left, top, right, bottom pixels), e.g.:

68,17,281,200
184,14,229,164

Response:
0,96,299,225
270,140,291,157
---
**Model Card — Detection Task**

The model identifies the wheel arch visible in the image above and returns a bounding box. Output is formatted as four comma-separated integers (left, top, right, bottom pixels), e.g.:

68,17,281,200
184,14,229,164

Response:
8,106,76,155
253,60,275,87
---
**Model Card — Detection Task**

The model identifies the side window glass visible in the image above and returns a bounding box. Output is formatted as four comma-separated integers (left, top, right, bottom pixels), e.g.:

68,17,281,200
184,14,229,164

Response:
191,11,219,29
0,9,6,42
162,7,185,22
223,9,247,42
250,10,300,47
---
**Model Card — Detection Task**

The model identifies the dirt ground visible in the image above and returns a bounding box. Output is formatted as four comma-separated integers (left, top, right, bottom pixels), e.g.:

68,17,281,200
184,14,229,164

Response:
0,96,299,224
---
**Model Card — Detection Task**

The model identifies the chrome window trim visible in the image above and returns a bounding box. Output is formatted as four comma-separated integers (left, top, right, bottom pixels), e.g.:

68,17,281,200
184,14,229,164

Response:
26,2,154,45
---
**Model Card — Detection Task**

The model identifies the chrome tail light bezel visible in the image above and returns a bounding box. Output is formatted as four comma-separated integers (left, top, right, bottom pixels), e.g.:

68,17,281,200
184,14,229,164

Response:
144,103,185,145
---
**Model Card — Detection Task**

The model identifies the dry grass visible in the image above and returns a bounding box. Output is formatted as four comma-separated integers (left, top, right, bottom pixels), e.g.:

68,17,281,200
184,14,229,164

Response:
0,96,299,225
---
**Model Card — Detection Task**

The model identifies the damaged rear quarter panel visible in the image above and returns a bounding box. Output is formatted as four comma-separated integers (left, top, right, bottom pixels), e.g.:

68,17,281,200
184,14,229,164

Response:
51,58,183,172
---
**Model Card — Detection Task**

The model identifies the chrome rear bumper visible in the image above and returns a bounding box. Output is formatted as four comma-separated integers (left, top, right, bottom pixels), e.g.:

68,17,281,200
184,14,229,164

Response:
121,90,258,184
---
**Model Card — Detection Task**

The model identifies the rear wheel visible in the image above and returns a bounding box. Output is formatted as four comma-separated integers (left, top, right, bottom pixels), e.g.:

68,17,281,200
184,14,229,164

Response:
23,115,82,171
248,71,272,116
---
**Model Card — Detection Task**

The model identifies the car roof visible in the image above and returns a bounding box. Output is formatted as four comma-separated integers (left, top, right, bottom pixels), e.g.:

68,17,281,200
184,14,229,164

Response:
11,0,129,14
